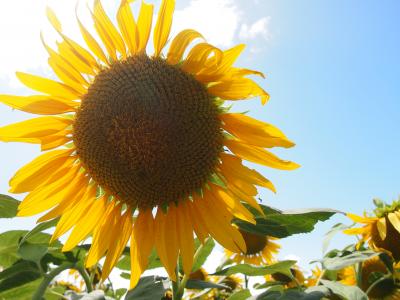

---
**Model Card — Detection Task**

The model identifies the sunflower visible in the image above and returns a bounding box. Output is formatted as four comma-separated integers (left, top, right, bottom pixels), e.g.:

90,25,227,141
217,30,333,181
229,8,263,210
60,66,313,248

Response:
0,0,298,287
305,266,356,288
344,199,400,260
360,256,400,300
225,229,280,266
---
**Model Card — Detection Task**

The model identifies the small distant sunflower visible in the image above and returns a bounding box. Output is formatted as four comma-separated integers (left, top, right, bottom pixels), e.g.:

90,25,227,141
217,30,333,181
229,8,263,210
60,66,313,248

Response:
225,229,280,265
0,0,297,287
344,199,400,260
305,266,355,287
361,256,400,300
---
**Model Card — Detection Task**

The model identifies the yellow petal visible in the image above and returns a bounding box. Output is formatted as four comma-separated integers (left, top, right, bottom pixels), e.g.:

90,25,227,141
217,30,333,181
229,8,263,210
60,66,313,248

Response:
224,139,300,170
17,164,81,216
40,131,72,151
176,202,194,275
186,200,209,243
210,184,255,224
46,6,62,33
0,94,77,115
193,193,245,253
153,0,175,57
208,78,269,104
36,173,89,222
388,212,400,233
130,209,155,288
16,72,81,100
347,213,376,224
154,208,178,280
86,203,120,267
10,151,75,193
63,196,108,251
76,12,109,65
377,217,387,240
182,43,223,74
137,1,154,53
343,227,367,235
92,0,126,59
227,184,263,215
51,184,97,242
57,41,97,75
220,113,295,148
167,29,203,65
117,0,139,56
0,116,72,144
220,153,276,192
102,208,133,280
196,44,246,82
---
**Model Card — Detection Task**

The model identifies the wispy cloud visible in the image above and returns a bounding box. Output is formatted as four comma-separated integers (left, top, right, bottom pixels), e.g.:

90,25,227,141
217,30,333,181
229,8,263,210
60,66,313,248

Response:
239,17,271,41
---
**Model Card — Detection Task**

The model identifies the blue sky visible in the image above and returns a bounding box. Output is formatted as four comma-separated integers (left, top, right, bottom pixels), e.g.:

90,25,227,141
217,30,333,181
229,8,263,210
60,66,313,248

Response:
0,0,399,275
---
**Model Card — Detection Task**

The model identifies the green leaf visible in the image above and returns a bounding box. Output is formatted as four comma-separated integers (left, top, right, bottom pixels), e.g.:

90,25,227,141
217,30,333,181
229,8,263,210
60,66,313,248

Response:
0,230,58,268
254,288,328,300
322,250,379,270
124,276,167,300
228,289,252,300
192,238,215,272
212,261,296,277
0,260,41,292
320,279,368,300
322,223,350,253
234,205,340,238
117,248,163,272
0,279,61,300
116,255,130,271
19,218,59,245
0,195,19,218
17,241,48,264
185,279,228,290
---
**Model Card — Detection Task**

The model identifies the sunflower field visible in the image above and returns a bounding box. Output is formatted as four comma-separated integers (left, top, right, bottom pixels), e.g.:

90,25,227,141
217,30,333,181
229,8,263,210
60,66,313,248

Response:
0,0,398,299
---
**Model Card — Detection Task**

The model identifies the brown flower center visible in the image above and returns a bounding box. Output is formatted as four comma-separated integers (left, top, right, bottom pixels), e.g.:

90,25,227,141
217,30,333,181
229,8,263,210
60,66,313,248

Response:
361,257,396,299
371,215,400,260
239,229,267,255
73,55,223,208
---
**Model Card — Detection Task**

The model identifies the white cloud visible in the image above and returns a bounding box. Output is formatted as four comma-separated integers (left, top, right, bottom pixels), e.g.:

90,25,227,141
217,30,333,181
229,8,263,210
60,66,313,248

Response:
239,17,271,41
172,0,241,47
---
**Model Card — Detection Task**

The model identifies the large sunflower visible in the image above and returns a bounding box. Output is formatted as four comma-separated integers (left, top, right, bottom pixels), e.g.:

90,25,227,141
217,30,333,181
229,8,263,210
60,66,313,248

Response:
225,229,280,265
344,199,400,260
0,0,298,287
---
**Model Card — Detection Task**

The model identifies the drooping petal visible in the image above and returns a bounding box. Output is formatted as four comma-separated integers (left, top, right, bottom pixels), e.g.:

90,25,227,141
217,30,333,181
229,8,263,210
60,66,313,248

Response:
224,139,300,170
86,203,121,267
137,1,154,53
117,0,139,55
167,29,203,65
0,116,72,144
130,209,155,288
227,183,263,214
154,207,178,280
0,94,77,115
63,196,108,251
208,78,269,104
16,72,81,100
51,184,97,242
186,200,209,243
176,202,194,275
153,0,175,57
102,208,133,280
388,212,400,233
220,113,295,148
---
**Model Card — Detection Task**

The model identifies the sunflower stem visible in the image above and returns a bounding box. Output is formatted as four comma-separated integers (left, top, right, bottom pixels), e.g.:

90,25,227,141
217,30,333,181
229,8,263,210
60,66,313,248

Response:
32,262,76,300
76,265,93,293
172,267,181,300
